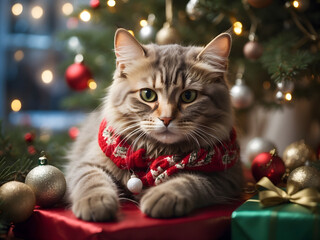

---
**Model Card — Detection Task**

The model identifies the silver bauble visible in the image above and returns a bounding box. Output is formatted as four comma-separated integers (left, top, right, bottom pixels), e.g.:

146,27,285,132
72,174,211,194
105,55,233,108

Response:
156,22,180,45
230,79,254,109
287,166,320,194
25,161,66,208
186,0,203,20
246,138,277,164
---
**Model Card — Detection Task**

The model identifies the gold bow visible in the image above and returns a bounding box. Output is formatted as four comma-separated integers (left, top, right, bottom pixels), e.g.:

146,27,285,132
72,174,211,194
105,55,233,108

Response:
256,177,320,208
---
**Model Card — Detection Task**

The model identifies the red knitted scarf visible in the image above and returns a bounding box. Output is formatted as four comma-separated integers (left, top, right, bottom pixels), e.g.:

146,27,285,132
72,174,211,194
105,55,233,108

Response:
98,118,239,187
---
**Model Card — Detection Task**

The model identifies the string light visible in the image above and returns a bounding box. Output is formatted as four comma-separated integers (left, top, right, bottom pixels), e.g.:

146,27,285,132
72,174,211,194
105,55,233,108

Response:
31,6,44,19
12,3,23,16
11,99,22,112
62,3,73,16
107,0,116,7
88,79,97,90
79,10,91,22
128,30,134,36
140,19,148,27
14,50,24,62
41,70,53,84
285,93,292,101
233,21,243,35
292,0,300,8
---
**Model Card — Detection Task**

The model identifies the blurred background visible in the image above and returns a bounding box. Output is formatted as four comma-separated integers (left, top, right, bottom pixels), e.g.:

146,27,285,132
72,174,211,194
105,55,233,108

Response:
0,0,319,176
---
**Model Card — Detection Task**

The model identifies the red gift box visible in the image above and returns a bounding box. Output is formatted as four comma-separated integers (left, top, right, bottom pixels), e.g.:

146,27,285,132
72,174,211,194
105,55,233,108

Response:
14,201,243,240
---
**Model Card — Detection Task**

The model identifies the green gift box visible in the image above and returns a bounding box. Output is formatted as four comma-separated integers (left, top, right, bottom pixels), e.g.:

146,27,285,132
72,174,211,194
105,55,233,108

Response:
231,194,320,240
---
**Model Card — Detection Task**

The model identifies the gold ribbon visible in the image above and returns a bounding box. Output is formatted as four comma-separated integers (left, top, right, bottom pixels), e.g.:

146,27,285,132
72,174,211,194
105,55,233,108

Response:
256,177,320,208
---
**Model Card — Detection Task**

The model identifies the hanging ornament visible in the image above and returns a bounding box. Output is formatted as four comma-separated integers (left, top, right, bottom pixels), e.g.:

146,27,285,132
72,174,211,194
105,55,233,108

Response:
156,0,180,45
230,78,254,109
251,150,286,185
126,174,143,194
139,14,156,41
0,181,36,223
68,126,79,140
90,0,100,9
247,0,273,8
24,132,35,143
65,54,92,91
243,40,263,60
246,137,276,163
186,0,203,21
287,166,320,194
282,140,317,172
25,154,67,207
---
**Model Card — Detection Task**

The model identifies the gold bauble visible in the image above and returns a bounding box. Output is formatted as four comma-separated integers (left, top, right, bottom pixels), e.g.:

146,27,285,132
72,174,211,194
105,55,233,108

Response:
0,181,35,223
282,140,317,171
287,166,320,194
156,22,180,45
25,164,66,208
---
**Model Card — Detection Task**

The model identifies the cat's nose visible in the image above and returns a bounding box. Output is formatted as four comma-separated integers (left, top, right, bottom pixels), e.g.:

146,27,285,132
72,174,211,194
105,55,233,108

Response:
159,117,172,127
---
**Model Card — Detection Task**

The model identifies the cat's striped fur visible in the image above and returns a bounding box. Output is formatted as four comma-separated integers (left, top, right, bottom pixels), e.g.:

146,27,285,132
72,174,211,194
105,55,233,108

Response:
65,29,244,221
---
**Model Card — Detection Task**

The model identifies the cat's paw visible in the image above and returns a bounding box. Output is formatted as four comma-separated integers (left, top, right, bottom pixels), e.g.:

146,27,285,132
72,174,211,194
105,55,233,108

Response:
72,191,119,222
140,186,194,218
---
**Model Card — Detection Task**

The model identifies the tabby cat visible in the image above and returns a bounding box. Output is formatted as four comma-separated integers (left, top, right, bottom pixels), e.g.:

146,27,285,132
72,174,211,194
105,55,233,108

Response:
65,28,244,221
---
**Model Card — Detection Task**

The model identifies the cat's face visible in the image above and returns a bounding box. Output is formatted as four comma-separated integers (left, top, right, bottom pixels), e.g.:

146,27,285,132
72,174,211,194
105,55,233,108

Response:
105,29,233,150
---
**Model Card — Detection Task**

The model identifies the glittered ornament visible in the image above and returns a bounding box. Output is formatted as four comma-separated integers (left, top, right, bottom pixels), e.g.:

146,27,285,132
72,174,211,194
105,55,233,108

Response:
243,40,263,60
65,62,92,91
156,22,180,45
282,140,317,171
246,137,276,163
25,155,67,207
247,0,273,8
90,0,100,9
127,174,143,194
0,181,35,223
186,0,203,21
251,150,286,185
287,166,320,194
230,79,254,109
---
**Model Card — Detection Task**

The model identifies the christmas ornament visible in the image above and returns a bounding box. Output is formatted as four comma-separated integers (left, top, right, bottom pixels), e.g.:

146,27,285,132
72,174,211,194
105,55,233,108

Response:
246,137,276,163
90,0,100,9
0,181,35,223
230,78,254,109
186,0,203,21
156,22,180,45
65,62,92,91
243,40,263,60
275,90,285,104
126,174,143,194
25,154,67,207
251,150,286,185
287,166,320,194
69,126,79,140
276,79,294,93
139,25,155,41
247,0,273,8
282,140,317,171
24,132,35,143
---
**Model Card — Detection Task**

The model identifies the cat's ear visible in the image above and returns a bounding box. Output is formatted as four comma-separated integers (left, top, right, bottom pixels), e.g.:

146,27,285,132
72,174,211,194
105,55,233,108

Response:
114,28,146,69
197,33,231,60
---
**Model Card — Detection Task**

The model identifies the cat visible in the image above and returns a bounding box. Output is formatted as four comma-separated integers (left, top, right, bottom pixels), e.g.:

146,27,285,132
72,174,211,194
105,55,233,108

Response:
65,28,244,221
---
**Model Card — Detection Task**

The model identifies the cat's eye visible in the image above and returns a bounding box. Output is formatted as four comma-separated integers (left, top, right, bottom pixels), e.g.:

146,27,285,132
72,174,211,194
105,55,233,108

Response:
181,90,197,103
140,89,158,102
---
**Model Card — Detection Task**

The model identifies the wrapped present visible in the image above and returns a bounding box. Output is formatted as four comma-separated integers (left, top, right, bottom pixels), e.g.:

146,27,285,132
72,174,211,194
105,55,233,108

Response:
14,201,243,240
231,178,320,240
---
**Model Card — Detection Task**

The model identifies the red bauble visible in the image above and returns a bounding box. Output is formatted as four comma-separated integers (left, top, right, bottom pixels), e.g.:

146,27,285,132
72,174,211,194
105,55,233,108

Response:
251,151,286,185
69,127,79,140
243,41,263,60
24,132,35,143
65,63,92,91
247,0,273,8
90,0,100,9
